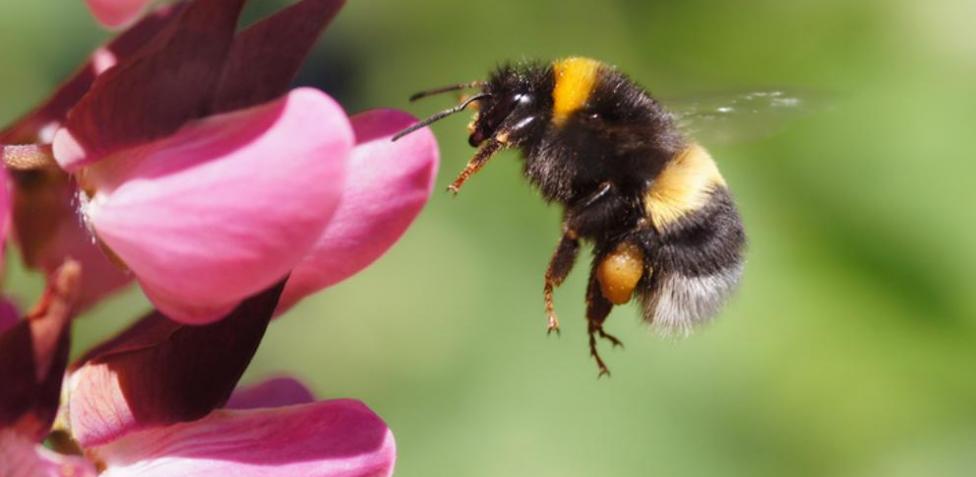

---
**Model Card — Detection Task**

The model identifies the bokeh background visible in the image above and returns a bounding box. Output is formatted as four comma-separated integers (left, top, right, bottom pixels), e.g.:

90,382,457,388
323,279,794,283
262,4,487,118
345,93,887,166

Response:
3,0,975,475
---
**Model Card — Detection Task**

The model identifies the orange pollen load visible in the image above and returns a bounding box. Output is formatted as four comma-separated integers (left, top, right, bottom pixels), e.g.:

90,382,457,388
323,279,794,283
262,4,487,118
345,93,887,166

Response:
597,241,646,305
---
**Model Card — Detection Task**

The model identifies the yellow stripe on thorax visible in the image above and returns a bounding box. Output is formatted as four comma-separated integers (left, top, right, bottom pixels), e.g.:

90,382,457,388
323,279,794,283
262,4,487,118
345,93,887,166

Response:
644,144,727,229
551,57,602,125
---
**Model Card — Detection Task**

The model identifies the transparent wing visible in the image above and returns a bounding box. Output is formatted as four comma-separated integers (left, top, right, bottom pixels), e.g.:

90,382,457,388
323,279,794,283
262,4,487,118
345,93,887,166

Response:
665,89,829,145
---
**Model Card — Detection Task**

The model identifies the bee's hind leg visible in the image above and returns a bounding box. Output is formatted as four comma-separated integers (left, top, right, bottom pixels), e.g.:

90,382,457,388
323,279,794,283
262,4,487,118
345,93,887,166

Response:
585,269,623,378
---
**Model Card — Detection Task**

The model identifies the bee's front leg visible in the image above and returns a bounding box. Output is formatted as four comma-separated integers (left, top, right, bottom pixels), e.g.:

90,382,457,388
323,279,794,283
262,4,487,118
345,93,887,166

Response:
543,181,618,335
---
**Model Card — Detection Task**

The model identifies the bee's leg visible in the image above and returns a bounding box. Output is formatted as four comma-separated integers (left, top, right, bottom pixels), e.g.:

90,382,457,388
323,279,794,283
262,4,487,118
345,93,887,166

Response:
564,182,614,233
585,268,622,377
596,325,624,348
448,137,503,194
450,112,546,193
579,181,613,209
549,181,614,334
544,228,580,335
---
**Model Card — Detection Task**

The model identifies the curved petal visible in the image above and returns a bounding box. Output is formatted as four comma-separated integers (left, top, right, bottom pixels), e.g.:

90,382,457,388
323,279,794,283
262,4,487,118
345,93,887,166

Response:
212,0,344,113
56,0,246,170
92,400,395,477
2,6,185,311
67,282,284,448
0,2,186,144
83,88,351,323
277,109,438,314
84,0,154,29
226,376,316,410
0,262,80,441
0,430,97,477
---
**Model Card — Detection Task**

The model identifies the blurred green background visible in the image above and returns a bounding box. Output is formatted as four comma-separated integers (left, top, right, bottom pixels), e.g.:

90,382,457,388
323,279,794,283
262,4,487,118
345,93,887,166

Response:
3,0,975,475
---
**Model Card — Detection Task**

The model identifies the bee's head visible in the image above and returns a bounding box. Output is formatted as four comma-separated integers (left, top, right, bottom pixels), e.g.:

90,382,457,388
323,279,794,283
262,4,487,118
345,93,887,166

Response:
392,62,551,147
467,63,551,147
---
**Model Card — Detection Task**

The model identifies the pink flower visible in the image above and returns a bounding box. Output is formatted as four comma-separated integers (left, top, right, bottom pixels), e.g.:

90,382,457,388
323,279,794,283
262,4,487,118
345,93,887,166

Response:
3,277,394,477
0,5,191,310
3,0,438,322
73,88,352,322
84,0,153,28
2,1,436,475
87,379,395,477
59,284,393,476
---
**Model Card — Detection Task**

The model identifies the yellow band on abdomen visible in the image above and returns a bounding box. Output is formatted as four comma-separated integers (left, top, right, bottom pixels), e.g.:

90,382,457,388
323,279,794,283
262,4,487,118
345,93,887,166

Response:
644,144,727,229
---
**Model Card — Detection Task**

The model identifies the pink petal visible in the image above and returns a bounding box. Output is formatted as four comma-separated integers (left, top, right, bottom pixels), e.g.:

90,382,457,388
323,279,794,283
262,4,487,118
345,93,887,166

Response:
226,376,316,410
67,282,284,448
277,109,438,314
0,430,97,477
84,0,154,28
81,88,351,323
56,0,246,170
92,400,395,477
1,6,183,311
0,262,80,441
0,3,187,144
212,0,345,113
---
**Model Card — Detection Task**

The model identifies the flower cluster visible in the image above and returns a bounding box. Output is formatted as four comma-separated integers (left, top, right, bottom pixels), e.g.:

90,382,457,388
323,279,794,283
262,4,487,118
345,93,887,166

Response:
1,1,438,475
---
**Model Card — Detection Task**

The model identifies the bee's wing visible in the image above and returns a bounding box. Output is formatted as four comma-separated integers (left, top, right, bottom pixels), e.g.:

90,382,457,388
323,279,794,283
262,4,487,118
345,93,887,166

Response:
665,89,829,145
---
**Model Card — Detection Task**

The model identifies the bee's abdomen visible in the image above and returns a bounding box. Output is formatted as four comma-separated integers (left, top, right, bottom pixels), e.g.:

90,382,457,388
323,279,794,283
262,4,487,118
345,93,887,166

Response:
638,145,746,335
648,187,745,277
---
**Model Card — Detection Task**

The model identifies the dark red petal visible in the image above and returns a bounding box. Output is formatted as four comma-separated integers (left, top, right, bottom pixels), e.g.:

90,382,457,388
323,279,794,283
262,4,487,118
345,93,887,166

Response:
67,280,286,447
0,166,8,273
0,2,188,145
211,0,346,113
0,261,81,441
0,299,17,333
9,166,131,312
56,0,246,169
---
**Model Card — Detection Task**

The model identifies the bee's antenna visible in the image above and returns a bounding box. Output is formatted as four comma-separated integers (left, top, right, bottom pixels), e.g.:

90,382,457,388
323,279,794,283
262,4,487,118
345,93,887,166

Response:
408,81,486,102
392,93,491,142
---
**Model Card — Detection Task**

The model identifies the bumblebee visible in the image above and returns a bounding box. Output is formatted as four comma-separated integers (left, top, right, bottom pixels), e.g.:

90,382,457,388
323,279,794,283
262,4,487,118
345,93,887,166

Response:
394,57,746,376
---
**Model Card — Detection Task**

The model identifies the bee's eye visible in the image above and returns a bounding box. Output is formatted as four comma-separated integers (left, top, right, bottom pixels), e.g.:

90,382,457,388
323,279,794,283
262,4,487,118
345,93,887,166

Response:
514,93,533,105
588,112,601,120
